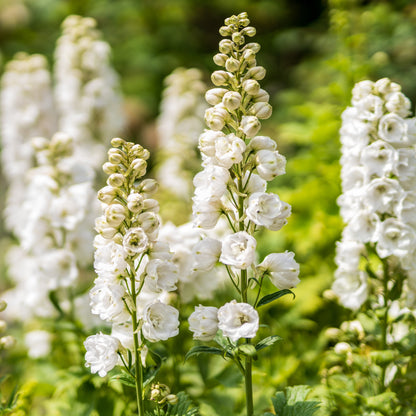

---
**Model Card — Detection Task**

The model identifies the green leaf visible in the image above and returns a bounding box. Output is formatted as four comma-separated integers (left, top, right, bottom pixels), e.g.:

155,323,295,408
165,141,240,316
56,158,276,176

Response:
268,386,320,416
257,289,295,307
255,335,283,351
185,346,226,361
165,392,199,416
144,349,163,388
110,372,136,388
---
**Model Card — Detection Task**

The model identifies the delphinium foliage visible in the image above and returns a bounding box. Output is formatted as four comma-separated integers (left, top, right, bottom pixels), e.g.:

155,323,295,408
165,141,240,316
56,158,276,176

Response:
185,12,317,416
325,78,416,414
85,138,197,416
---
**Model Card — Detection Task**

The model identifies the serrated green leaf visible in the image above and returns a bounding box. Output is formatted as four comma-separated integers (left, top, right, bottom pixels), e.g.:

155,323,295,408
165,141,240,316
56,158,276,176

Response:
185,346,225,361
286,385,311,404
270,386,319,416
165,392,199,416
257,289,295,307
271,391,286,413
255,335,283,351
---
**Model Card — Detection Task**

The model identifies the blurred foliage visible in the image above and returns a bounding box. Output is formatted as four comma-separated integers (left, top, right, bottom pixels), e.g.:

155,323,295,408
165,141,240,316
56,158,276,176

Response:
1,0,416,415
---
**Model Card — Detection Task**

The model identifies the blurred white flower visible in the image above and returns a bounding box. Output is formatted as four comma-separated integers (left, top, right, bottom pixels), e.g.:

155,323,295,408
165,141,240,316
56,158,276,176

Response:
188,305,219,341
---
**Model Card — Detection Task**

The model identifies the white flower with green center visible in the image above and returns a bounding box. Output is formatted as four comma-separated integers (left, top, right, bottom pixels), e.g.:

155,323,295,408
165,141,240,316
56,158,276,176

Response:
189,305,219,341
142,302,180,342
219,231,257,270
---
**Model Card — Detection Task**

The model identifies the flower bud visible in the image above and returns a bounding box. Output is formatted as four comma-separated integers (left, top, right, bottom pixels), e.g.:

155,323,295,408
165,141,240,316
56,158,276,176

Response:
253,89,270,102
138,212,160,236
0,300,7,312
246,66,266,80
213,53,228,66
232,32,245,45
245,42,261,53
107,173,125,187
219,25,232,36
97,185,118,204
211,70,231,86
223,91,242,111
166,395,178,405
108,148,125,164
225,58,240,72
95,216,118,239
143,198,160,213
103,162,119,175
219,39,233,54
242,79,260,95
127,193,144,212
238,12,249,20
205,105,228,131
243,48,256,63
0,320,7,333
111,137,126,148
139,179,158,195
105,203,127,227
248,136,276,151
243,26,256,37
205,88,227,105
334,342,352,354
240,115,261,138
130,158,147,178
249,102,272,119
130,144,149,160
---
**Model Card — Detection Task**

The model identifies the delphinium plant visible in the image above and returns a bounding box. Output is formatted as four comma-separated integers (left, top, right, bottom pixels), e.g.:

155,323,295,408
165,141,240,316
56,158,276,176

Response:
325,78,416,414
185,12,317,416
84,138,197,416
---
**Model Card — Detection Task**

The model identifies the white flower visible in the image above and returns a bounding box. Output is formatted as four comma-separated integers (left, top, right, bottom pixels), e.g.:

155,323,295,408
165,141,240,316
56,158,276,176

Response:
84,333,120,377
111,322,134,350
351,80,374,105
376,218,416,259
240,115,261,138
24,330,52,359
219,231,257,269
355,94,383,122
192,196,223,229
188,305,219,341
257,251,300,289
247,136,276,152
142,302,180,342
344,210,381,243
144,259,178,293
123,227,149,256
217,300,259,342
360,140,397,177
332,271,368,311
385,91,411,117
199,130,225,157
246,192,291,230
89,280,129,323
193,165,230,199
192,238,222,271
213,133,246,168
363,178,403,215
255,149,286,181
378,113,407,145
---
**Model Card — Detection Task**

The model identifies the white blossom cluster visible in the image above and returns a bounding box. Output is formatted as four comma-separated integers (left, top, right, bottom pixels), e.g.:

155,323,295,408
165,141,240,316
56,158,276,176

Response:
85,138,180,378
3,132,97,321
333,78,416,310
54,15,125,168
188,13,300,343
156,68,207,198
0,53,57,233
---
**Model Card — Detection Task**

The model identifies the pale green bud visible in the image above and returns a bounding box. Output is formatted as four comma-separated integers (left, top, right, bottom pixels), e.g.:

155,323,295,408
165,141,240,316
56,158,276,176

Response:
205,105,228,131
225,57,240,72
107,173,125,187
242,79,260,95
103,162,119,174
105,203,127,227
219,25,232,36
225,15,239,26
130,158,147,178
111,137,126,148
139,179,159,194
0,300,7,312
232,32,245,45
138,212,160,235
253,89,270,102
243,26,256,37
219,39,233,54
205,88,227,105
246,66,266,80
95,216,118,239
249,102,272,119
143,198,160,213
248,136,276,151
243,49,256,63
98,185,118,204
0,321,7,333
245,42,261,53
238,12,249,20
213,53,228,66
130,144,149,160
334,342,352,354
108,148,125,164
166,395,178,405
223,91,242,111
211,70,231,86
127,193,144,213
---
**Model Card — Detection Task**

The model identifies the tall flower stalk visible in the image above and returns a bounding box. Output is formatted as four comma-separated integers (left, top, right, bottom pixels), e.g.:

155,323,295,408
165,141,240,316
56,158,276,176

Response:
84,138,180,416
328,78,416,412
187,13,300,416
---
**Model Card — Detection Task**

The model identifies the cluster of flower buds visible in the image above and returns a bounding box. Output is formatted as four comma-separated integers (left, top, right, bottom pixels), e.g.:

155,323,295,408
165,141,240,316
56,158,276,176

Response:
149,383,178,406
85,138,180,378
189,13,300,344
333,78,416,310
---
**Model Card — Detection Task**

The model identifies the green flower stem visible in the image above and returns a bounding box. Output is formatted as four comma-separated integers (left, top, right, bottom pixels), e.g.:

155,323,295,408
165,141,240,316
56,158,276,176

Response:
130,269,145,416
